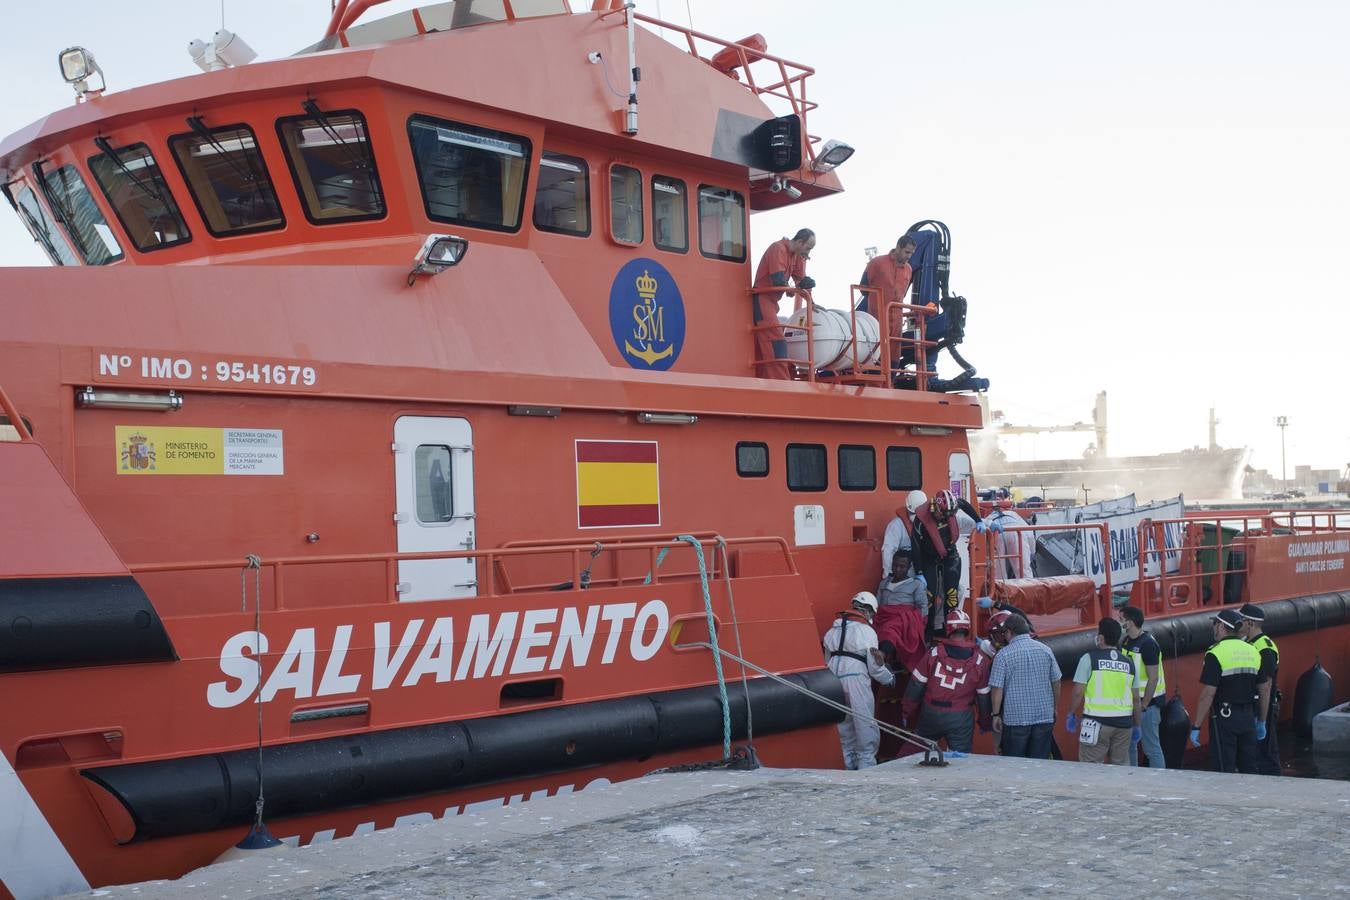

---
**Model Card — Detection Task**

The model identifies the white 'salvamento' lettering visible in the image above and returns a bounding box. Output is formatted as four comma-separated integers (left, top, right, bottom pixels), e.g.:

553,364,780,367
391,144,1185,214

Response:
207,601,670,709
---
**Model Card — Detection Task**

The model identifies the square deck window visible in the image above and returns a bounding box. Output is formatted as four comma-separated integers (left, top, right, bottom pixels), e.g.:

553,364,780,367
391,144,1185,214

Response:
886,446,923,491
736,441,769,478
609,164,643,245
652,176,687,253
533,152,590,236
838,445,876,491
697,185,746,262
787,443,827,492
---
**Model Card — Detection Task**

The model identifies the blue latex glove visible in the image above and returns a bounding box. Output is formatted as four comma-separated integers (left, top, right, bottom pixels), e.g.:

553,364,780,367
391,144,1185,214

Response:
1065,713,1079,734
945,750,967,759
990,520,1005,533
974,521,988,534
916,574,927,589
1131,726,1142,744
1255,720,1267,741
977,597,994,609
1189,727,1201,748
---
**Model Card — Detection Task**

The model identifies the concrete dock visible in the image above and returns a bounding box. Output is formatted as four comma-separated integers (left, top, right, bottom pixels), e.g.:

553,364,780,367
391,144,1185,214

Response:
90,756,1350,898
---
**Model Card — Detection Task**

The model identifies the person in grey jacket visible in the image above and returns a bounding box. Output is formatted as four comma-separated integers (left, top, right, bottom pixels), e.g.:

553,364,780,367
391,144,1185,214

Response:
877,549,927,617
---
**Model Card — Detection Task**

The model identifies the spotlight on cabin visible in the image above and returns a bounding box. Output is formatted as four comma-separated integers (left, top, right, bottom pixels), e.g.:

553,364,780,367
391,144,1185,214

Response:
768,177,803,200
58,47,105,99
811,139,855,173
188,30,257,72
408,234,469,284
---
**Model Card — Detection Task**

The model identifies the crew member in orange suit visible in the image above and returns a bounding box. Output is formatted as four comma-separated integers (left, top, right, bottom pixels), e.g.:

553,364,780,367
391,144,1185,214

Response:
751,228,815,379
858,234,916,356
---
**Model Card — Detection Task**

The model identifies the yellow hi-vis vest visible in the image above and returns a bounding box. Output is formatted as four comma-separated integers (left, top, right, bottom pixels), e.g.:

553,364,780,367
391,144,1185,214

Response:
1083,649,1136,719
1208,636,1261,676
1125,636,1165,699
1250,633,1279,667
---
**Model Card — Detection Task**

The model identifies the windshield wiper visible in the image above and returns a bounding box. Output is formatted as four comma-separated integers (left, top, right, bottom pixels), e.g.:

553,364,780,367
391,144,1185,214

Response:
93,137,168,205
4,178,63,262
32,160,92,262
301,100,374,174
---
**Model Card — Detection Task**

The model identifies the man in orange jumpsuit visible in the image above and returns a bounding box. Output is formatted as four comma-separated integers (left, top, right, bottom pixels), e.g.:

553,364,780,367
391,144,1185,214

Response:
858,234,916,355
751,228,816,379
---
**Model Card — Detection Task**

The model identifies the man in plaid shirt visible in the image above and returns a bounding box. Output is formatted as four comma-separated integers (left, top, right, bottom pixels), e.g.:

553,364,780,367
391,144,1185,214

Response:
988,614,1061,759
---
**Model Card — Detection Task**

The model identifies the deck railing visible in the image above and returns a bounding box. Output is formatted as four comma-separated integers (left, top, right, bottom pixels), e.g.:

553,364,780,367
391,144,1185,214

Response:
128,534,797,612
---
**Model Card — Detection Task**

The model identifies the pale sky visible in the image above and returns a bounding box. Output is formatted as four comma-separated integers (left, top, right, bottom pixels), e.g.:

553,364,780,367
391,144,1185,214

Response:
2,1,1346,476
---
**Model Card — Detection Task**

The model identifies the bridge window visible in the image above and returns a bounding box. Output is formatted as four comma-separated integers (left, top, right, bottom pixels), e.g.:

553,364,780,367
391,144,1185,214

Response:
838,445,876,491
533,152,589,236
169,124,285,236
277,110,386,224
11,185,79,266
697,185,746,262
652,176,687,253
886,446,923,491
88,142,191,252
736,441,769,478
408,116,530,233
609,164,643,245
786,443,827,492
36,164,123,265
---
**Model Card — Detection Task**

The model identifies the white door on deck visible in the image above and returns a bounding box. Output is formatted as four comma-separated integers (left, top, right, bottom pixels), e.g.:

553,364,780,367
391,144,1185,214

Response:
393,416,476,602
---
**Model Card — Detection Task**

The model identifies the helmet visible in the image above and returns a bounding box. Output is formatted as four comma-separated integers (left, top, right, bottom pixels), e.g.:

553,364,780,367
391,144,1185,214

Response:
987,608,1014,639
934,489,958,514
945,608,972,634
851,591,879,615
905,490,929,514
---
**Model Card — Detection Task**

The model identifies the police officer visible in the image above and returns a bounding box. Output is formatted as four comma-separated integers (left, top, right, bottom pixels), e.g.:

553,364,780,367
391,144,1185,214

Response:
1067,618,1142,765
1240,603,1280,776
1189,608,1268,774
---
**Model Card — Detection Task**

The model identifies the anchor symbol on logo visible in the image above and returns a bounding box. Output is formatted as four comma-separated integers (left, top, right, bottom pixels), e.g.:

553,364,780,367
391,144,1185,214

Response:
624,269,674,367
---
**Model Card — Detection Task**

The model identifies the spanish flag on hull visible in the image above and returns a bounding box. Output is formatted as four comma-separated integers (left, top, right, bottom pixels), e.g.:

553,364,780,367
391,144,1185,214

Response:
576,440,660,528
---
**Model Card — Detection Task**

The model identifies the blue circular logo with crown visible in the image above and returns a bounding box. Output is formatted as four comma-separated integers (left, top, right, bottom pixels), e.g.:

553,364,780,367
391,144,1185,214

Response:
609,258,686,371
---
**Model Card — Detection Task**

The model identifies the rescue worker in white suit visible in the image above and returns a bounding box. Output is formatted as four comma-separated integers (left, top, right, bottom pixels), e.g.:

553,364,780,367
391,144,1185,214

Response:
822,591,896,769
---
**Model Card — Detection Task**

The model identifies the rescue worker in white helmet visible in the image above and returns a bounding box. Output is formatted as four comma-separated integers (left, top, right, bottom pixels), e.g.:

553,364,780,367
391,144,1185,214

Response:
879,490,927,580
900,608,992,755
911,488,982,637
822,591,896,769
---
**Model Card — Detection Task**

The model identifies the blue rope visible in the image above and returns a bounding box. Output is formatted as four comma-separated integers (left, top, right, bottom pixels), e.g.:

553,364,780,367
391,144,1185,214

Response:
677,534,731,760
641,546,671,585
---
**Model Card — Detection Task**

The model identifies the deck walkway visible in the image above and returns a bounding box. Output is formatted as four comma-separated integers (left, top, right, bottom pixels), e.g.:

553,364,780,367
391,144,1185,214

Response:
89,755,1350,898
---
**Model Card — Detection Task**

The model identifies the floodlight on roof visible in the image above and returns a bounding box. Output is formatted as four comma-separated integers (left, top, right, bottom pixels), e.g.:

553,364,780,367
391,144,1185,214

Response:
58,47,105,100
812,139,856,173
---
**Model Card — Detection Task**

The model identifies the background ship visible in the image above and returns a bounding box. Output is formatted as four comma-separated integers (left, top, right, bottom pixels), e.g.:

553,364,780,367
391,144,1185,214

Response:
971,391,1250,502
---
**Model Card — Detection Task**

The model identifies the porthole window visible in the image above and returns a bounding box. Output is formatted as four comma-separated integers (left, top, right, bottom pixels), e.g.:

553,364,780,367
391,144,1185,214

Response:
652,175,687,253
838,445,876,491
736,441,769,478
786,443,827,492
886,446,923,491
